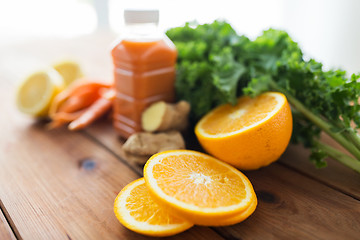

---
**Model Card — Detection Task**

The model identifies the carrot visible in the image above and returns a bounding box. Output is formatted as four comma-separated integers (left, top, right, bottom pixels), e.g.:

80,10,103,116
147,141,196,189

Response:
47,78,114,130
47,120,66,130
52,110,86,122
101,88,116,100
68,97,113,131
47,111,86,129
58,90,100,113
49,79,111,117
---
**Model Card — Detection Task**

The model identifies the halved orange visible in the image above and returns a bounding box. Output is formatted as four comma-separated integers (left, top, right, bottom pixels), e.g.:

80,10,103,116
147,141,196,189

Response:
195,92,293,170
114,178,193,237
143,150,257,226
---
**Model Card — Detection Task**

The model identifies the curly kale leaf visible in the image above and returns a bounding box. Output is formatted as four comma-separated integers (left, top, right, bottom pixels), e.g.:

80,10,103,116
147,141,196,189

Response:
167,21,247,120
167,21,360,172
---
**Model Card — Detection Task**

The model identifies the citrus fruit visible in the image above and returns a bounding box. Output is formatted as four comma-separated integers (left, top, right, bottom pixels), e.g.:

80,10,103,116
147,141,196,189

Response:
213,191,257,226
114,178,193,237
53,60,83,86
16,68,65,117
143,150,256,226
195,92,292,170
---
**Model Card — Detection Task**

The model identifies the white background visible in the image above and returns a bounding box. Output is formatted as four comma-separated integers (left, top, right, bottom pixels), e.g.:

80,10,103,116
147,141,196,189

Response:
1,0,359,73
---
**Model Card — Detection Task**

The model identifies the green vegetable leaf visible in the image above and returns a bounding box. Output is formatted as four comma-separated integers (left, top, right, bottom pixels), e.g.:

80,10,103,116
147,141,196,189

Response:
167,20,360,173
309,148,328,168
211,47,246,105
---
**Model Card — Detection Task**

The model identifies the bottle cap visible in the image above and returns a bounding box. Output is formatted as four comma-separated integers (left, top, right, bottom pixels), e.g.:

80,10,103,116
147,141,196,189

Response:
124,9,159,24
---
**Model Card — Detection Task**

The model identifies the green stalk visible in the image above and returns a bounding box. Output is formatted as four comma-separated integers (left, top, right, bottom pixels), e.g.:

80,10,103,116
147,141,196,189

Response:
331,119,360,150
314,140,360,174
343,128,360,150
269,80,360,161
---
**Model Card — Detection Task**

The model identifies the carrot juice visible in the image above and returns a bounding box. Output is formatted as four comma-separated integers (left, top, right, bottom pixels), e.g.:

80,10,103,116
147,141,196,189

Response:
111,10,177,138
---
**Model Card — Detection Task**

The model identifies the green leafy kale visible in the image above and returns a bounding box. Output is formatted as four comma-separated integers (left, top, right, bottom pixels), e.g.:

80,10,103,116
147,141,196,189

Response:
166,20,360,173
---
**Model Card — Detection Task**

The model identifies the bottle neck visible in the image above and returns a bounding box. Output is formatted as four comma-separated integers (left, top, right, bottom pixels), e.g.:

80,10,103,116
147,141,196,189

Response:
124,23,161,41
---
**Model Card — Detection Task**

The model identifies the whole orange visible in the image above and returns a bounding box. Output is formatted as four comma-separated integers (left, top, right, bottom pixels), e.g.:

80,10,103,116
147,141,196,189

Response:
195,92,293,170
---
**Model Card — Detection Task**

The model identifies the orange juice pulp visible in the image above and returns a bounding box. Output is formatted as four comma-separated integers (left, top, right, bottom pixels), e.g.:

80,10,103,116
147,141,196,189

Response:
111,38,177,138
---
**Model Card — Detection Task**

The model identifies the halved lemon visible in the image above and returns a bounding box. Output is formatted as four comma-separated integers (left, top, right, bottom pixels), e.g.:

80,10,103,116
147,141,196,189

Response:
195,92,293,170
114,178,193,237
143,150,257,226
53,60,83,86
16,68,64,117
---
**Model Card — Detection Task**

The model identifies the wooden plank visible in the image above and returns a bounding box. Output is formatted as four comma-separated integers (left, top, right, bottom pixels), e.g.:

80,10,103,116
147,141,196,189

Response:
0,206,16,240
87,122,360,239
85,120,148,172
86,119,360,200
0,55,223,239
279,141,360,200
214,164,360,240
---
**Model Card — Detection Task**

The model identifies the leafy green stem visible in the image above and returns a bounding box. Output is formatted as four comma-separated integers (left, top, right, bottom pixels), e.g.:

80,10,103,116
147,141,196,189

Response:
330,119,360,150
342,128,360,151
314,140,360,174
269,80,360,161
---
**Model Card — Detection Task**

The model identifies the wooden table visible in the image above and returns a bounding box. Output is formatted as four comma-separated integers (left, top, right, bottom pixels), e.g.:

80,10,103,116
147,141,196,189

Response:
1,32,360,240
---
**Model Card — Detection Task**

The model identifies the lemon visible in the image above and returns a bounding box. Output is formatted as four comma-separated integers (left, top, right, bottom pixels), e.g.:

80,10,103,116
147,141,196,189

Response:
16,68,65,117
53,60,83,86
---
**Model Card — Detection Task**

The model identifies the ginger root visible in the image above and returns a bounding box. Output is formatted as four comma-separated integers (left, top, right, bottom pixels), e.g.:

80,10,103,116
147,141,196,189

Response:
141,101,190,132
122,131,185,156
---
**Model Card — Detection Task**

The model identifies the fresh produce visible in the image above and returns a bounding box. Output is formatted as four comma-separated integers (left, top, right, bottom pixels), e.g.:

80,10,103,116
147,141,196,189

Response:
214,196,257,226
68,97,113,130
122,131,185,156
195,92,292,170
124,100,190,157
166,21,360,173
16,68,65,117
16,60,84,118
143,150,257,226
114,178,193,237
48,79,114,130
141,100,191,132
115,150,257,236
53,60,83,86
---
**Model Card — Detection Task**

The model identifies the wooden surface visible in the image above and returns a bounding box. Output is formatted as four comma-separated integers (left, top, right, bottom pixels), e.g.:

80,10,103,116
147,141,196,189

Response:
1,32,360,240
0,206,16,240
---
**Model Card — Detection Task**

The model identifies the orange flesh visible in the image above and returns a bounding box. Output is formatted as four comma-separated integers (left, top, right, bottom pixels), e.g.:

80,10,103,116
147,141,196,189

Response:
126,181,185,225
112,39,177,138
151,154,247,208
201,94,277,135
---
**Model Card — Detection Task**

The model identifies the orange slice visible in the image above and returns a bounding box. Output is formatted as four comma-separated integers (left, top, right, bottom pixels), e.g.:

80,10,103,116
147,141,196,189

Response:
213,190,257,226
195,92,293,170
143,150,256,226
114,178,193,237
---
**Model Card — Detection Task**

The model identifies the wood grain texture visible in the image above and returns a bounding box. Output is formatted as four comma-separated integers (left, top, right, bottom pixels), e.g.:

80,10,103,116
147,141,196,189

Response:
0,206,16,240
0,38,223,240
85,120,148,173
215,164,360,240
279,141,360,200
88,119,360,201
1,33,360,240
86,122,360,239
